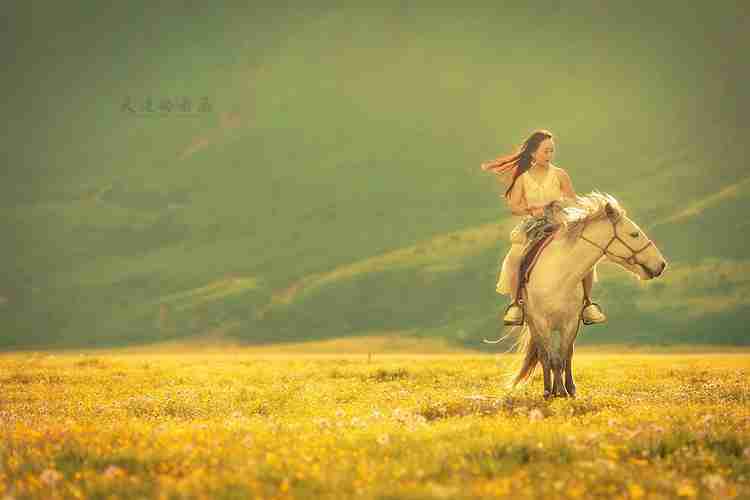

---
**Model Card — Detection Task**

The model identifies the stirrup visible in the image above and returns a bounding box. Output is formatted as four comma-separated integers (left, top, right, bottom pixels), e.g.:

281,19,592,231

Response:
581,299,604,326
503,299,525,326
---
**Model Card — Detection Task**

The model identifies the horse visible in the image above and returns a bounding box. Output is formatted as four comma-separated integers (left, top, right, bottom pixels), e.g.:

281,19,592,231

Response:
486,191,668,399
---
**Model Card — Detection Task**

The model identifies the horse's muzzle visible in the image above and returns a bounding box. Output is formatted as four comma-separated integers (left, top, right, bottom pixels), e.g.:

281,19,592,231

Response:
643,260,667,279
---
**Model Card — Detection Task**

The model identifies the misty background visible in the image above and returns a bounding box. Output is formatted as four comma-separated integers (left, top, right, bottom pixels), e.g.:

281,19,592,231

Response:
2,1,748,350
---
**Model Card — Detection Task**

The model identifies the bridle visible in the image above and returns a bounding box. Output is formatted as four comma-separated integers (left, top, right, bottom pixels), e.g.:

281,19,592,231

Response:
578,210,655,277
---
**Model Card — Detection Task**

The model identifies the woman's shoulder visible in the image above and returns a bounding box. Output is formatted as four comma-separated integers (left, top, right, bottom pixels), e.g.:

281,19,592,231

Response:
550,164,568,183
550,163,566,174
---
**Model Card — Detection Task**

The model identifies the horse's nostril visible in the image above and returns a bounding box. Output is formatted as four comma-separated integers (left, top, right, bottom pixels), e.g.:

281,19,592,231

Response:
653,261,667,277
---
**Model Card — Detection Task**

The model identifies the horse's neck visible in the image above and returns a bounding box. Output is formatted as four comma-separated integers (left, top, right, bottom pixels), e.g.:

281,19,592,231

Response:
534,222,607,292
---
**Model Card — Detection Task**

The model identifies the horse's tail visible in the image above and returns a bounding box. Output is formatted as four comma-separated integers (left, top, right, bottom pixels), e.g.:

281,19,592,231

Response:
502,323,538,388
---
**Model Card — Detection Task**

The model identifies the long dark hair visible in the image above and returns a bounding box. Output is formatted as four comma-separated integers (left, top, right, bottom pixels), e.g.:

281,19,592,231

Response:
480,129,554,198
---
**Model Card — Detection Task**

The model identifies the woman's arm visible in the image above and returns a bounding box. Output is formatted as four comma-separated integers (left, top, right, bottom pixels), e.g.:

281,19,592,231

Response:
556,167,577,201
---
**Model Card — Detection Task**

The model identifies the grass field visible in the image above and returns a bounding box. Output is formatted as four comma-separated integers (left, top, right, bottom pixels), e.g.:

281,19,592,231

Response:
1,344,749,499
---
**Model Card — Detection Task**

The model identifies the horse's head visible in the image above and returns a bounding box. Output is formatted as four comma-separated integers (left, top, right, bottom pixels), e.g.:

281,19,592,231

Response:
592,202,667,280
559,193,668,281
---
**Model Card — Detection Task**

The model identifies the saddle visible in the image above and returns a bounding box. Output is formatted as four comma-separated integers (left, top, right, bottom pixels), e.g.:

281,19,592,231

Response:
518,230,558,290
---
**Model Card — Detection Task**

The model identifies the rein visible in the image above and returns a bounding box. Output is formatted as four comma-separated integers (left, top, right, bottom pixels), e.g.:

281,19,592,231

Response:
578,212,655,276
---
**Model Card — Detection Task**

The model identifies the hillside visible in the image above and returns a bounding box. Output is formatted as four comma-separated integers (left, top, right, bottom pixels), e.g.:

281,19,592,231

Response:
3,1,748,349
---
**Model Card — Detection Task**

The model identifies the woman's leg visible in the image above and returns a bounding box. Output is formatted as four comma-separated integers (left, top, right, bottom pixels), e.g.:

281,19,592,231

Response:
502,223,526,305
581,265,606,323
506,247,523,303
501,242,526,324
496,243,523,296
583,263,599,301
509,265,519,303
582,268,593,303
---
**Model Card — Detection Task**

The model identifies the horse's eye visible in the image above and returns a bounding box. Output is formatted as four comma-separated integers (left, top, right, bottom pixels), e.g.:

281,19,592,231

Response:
630,232,640,238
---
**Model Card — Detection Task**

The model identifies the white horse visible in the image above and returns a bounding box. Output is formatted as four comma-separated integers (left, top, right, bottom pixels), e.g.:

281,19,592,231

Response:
486,191,668,398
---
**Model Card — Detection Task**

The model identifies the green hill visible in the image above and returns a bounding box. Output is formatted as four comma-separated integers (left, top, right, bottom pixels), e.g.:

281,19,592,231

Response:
3,1,748,350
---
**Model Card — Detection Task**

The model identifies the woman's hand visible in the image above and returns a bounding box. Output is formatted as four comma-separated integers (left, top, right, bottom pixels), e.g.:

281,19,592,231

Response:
528,205,545,217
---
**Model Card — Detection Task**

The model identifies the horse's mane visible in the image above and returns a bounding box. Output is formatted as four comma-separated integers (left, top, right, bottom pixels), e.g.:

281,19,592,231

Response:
548,191,627,242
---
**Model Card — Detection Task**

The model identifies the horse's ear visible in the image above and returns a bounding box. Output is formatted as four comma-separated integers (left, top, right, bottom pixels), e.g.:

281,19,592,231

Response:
604,202,616,219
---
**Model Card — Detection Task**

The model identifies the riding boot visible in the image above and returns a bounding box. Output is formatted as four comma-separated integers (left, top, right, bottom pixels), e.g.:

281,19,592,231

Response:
503,299,525,326
581,298,607,325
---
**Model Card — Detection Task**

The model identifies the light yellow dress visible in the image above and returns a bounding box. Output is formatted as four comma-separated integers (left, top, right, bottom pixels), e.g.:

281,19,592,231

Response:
496,167,563,295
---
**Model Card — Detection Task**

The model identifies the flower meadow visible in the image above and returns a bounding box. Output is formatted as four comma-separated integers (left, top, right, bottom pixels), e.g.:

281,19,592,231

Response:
0,350,748,499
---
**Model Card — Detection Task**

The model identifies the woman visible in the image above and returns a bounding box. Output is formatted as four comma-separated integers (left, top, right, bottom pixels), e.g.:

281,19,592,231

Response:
481,129,606,326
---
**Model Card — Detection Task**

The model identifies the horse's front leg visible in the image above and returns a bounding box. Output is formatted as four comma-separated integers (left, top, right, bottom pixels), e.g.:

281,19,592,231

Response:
564,356,576,398
562,321,580,398
541,324,567,398
551,353,569,398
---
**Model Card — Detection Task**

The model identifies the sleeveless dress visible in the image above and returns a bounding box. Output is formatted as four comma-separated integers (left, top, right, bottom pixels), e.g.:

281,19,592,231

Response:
496,167,563,295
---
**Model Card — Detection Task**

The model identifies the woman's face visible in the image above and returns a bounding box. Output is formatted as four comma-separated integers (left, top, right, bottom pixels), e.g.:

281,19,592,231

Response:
532,138,555,166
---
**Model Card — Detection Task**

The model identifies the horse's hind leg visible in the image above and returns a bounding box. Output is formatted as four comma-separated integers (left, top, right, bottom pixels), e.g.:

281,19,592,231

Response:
539,348,553,399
